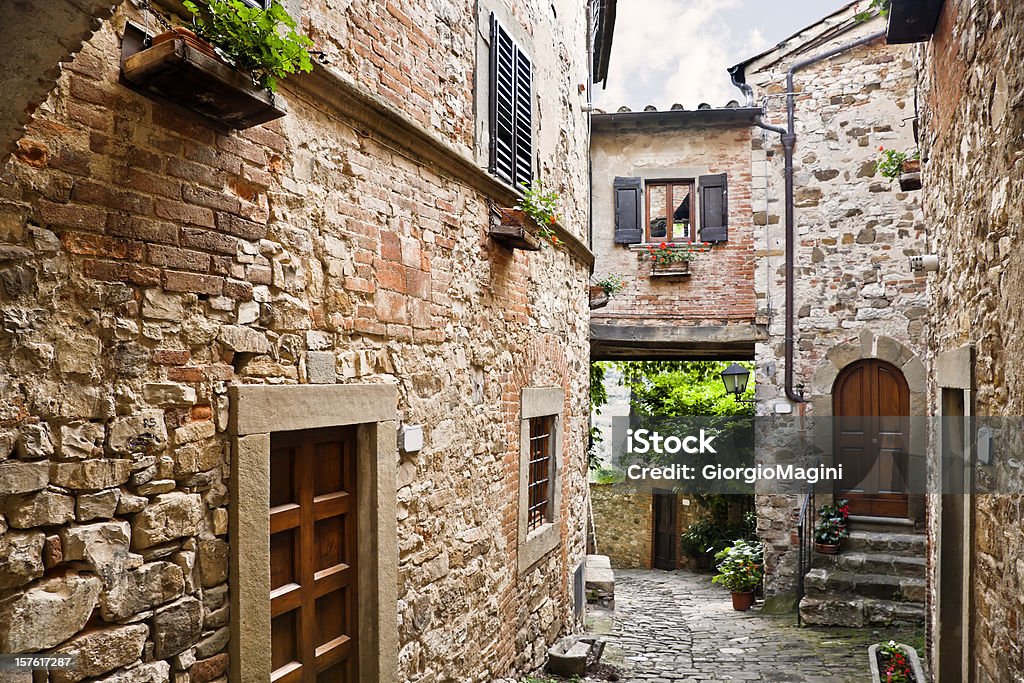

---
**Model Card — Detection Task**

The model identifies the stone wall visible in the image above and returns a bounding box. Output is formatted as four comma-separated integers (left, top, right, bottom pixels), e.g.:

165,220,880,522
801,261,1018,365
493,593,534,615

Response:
589,484,700,570
0,0,594,681
742,8,926,599
590,121,756,330
918,1,1024,678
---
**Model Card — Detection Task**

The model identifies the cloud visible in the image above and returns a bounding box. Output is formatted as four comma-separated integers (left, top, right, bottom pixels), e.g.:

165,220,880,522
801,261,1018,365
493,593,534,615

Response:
595,0,743,111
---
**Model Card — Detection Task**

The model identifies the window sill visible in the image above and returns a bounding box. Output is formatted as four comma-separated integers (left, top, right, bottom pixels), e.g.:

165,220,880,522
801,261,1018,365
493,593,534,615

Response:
518,521,560,573
628,243,712,253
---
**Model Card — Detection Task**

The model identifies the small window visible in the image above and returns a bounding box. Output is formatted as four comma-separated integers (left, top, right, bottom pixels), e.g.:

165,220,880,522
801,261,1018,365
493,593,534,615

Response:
489,15,533,188
646,180,695,243
527,416,554,531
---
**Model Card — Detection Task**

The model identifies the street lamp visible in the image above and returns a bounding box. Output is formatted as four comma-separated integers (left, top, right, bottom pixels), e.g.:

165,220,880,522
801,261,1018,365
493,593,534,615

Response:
720,363,752,399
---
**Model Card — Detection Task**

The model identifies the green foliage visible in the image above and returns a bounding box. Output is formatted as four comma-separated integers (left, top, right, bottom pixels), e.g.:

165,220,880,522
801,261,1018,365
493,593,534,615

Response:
855,0,891,22
681,511,757,562
879,640,914,683
877,147,920,180
515,180,561,245
615,360,755,418
590,466,625,484
814,499,850,544
183,0,313,92
711,539,764,593
644,242,697,266
588,361,610,470
594,274,625,295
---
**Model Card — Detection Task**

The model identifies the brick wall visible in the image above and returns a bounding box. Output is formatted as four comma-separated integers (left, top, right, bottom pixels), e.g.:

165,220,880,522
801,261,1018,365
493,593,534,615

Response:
591,123,757,328
0,0,593,681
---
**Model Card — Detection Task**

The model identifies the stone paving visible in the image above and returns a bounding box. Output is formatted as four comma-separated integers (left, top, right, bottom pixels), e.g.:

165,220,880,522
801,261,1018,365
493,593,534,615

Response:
588,569,925,682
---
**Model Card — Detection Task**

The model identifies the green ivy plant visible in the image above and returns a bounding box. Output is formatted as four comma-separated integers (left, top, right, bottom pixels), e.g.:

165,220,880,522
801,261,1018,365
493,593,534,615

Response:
855,0,891,22
515,180,562,246
182,0,314,92
711,539,764,593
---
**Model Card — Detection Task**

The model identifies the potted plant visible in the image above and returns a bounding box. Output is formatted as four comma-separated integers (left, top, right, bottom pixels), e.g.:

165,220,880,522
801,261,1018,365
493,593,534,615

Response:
644,242,696,276
877,147,922,191
868,640,925,682
711,539,763,611
492,180,562,250
182,0,314,92
593,274,624,297
814,498,850,554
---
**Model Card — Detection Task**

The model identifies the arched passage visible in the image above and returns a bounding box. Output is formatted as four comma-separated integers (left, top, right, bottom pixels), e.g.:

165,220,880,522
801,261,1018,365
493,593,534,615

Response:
832,358,911,518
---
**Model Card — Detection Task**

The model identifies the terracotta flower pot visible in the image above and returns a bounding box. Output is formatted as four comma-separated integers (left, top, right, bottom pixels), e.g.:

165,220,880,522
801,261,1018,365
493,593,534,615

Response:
731,591,754,611
814,542,840,555
152,26,221,61
901,158,921,174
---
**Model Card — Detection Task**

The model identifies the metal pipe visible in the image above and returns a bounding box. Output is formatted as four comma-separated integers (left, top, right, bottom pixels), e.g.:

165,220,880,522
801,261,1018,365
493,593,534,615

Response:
731,31,885,404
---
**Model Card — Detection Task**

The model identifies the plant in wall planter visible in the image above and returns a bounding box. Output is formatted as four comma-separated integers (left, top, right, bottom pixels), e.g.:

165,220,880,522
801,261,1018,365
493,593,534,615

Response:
121,0,314,128
711,539,763,611
644,242,696,276
868,640,925,682
877,147,922,191
813,499,850,554
491,180,564,251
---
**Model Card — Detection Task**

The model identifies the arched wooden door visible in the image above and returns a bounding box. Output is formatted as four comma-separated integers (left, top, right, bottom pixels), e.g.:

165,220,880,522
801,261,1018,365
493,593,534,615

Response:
833,359,910,518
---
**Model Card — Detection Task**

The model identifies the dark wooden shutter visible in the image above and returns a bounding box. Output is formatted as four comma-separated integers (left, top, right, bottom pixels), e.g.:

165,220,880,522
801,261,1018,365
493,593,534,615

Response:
489,15,533,188
613,176,643,244
699,173,728,243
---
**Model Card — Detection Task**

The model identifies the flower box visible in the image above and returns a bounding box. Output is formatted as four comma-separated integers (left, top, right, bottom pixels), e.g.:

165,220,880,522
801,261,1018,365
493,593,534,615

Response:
489,208,542,251
899,159,922,191
650,261,690,277
120,21,288,130
589,285,609,310
868,642,924,682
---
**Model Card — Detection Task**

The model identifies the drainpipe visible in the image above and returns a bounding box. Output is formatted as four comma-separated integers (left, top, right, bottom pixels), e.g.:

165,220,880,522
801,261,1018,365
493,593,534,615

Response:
730,30,886,404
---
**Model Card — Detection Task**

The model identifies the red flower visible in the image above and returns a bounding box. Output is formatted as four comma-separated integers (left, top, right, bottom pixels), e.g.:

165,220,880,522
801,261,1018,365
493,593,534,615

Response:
659,242,667,249
549,216,557,224
879,145,885,151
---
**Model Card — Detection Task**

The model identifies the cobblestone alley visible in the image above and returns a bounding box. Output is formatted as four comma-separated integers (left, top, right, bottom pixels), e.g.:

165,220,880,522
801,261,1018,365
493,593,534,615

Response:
590,569,925,682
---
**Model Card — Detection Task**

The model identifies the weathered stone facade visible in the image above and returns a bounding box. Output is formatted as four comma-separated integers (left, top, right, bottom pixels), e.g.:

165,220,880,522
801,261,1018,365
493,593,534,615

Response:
589,484,699,570
737,7,927,600
917,1,1024,679
0,1,599,681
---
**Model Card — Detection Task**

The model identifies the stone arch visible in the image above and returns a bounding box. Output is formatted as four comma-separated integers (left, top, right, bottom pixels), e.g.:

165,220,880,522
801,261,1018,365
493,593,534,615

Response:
808,331,926,418
0,0,124,160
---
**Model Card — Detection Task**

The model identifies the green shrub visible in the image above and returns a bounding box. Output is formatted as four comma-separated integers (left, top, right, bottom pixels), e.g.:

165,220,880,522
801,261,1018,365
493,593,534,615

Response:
183,0,314,92
712,539,764,593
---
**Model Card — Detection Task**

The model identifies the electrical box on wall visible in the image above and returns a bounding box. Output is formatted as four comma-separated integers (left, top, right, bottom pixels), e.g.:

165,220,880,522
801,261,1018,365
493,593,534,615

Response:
399,424,423,453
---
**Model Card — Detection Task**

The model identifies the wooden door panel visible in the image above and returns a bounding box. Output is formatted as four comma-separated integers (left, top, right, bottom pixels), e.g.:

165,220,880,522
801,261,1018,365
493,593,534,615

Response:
652,492,678,570
270,427,358,683
833,360,910,518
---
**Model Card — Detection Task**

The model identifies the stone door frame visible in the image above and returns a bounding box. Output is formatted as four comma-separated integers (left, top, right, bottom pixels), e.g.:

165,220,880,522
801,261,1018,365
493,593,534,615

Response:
228,383,399,683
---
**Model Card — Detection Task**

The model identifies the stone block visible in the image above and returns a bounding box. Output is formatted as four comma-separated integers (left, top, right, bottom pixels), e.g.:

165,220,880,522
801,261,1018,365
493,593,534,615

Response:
100,561,185,621
50,460,131,490
193,626,229,659
17,422,54,459
143,289,187,320
77,489,120,521
197,538,228,587
305,351,337,384
59,422,104,460
60,521,140,582
152,596,203,658
109,411,168,455
0,572,102,652
116,493,148,514
217,325,271,354
0,531,45,589
6,489,75,527
90,660,170,683
0,460,50,494
190,653,229,683
173,421,216,446
143,383,198,407
50,624,149,683
131,492,203,549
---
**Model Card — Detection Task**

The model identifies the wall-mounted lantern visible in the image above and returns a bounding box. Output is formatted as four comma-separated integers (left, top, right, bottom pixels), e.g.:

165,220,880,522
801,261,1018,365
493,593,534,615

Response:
720,363,754,402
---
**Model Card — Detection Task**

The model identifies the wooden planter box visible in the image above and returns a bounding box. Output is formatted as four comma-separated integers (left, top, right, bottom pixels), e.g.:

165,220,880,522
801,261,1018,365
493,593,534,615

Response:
650,260,691,277
489,208,542,251
120,22,287,130
899,159,922,191
589,285,609,310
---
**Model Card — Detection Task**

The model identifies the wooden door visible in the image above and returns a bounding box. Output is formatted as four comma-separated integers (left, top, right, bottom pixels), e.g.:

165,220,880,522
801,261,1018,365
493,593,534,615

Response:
652,492,678,570
833,359,910,517
270,427,358,683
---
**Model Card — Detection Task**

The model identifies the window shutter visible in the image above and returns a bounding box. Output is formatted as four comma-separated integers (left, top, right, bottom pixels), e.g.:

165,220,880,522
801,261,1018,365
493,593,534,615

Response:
489,16,533,188
699,173,728,243
613,177,643,244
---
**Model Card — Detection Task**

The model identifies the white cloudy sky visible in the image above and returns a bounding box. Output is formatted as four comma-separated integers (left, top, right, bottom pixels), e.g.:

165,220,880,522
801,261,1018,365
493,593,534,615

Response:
594,0,854,110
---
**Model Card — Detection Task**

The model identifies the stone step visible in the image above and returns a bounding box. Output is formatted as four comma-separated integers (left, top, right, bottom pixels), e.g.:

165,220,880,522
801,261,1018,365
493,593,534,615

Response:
843,530,926,555
799,596,926,627
848,515,918,534
585,555,614,607
804,568,926,603
811,551,926,578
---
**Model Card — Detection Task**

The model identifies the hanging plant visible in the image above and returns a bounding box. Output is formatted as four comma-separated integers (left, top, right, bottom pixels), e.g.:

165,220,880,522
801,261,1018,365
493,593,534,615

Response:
515,180,562,247
877,147,920,181
855,0,891,22
182,0,314,92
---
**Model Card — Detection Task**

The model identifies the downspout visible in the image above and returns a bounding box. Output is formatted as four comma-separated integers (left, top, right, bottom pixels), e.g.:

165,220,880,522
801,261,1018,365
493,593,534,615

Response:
730,29,886,404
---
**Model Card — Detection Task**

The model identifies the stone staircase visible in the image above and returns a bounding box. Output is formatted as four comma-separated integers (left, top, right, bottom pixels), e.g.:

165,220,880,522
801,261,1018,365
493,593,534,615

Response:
799,519,927,627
